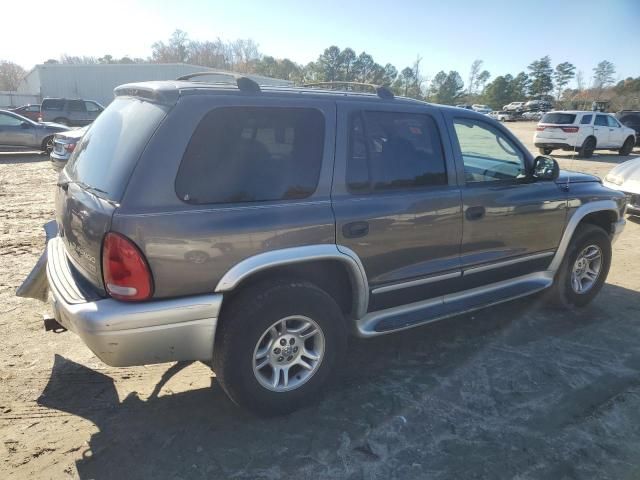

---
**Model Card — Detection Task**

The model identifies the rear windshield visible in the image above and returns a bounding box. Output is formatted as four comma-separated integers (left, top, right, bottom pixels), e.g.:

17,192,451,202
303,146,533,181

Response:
65,97,168,201
541,113,576,124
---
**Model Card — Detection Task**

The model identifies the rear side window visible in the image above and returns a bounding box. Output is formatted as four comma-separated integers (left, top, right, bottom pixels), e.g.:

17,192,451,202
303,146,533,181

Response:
176,107,325,204
66,97,168,202
42,99,64,111
580,115,593,124
346,111,446,193
68,100,86,112
541,113,576,124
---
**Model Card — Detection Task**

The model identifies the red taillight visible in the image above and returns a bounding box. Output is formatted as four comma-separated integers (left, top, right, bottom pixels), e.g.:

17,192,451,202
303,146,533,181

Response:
561,126,579,133
37,116,42,122
536,125,546,131
102,232,153,301
64,142,76,153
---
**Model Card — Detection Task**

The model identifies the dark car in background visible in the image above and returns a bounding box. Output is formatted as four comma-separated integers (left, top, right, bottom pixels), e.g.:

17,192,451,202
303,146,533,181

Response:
524,99,553,112
50,125,89,170
40,98,104,126
0,109,68,153
9,104,41,121
616,110,640,145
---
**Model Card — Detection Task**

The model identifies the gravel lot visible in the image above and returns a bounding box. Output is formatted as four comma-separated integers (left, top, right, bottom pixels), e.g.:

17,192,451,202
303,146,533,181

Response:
1,122,639,479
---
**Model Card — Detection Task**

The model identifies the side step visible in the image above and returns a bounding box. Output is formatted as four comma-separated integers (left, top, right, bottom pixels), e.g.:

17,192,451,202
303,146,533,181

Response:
356,272,553,337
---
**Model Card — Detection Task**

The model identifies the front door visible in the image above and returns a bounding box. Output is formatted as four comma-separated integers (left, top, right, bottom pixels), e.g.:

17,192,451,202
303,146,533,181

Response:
607,115,625,147
448,115,567,285
0,112,34,147
332,103,463,311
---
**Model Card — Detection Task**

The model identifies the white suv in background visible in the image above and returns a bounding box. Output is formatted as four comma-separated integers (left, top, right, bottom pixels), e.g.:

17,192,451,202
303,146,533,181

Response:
503,101,525,112
534,111,636,158
471,104,492,114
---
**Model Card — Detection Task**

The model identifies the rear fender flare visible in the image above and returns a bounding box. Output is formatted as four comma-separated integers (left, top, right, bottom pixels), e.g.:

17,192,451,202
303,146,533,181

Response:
215,245,369,319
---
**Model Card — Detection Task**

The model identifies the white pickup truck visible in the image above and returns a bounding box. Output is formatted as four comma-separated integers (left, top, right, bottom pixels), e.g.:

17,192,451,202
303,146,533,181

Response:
534,111,636,158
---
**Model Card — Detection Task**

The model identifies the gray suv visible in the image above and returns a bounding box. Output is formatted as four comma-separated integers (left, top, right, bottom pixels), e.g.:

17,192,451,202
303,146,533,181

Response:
18,76,627,415
40,97,104,126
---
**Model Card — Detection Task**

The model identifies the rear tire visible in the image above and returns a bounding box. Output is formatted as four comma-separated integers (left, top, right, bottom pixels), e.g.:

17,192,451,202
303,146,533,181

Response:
619,137,634,156
547,224,611,309
213,279,347,416
539,147,553,155
578,137,596,159
53,117,70,126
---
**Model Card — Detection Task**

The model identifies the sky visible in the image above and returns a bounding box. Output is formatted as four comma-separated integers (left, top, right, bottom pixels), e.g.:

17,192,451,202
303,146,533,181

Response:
1,0,638,87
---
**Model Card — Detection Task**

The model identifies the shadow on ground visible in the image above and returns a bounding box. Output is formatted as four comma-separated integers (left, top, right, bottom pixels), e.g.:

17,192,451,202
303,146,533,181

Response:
0,151,47,164
38,284,640,479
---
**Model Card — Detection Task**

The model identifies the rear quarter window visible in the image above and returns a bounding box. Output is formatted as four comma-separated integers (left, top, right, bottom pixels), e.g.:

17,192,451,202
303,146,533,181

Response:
541,113,576,124
175,107,325,204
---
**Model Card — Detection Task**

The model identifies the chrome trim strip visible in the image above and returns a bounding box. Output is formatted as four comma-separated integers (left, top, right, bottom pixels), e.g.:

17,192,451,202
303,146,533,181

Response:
371,271,462,295
463,251,555,276
548,200,619,273
216,245,370,319
356,271,553,337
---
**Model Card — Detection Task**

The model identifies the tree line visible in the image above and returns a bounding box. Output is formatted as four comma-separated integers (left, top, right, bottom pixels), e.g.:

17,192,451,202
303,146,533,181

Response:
1,29,638,110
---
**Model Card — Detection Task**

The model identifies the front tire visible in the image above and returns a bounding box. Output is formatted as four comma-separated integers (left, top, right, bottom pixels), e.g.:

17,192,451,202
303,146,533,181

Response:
548,224,611,308
619,137,634,156
213,279,347,416
41,136,54,154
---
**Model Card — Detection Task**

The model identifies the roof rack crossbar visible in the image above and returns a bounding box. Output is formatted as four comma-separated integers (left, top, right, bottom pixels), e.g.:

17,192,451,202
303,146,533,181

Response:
176,71,261,93
301,81,394,99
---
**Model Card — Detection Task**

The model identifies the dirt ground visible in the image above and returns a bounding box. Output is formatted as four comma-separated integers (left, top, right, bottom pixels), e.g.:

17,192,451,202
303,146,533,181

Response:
1,121,639,480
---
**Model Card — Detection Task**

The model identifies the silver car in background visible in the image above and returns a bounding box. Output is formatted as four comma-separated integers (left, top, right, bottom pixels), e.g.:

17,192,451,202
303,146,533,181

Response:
50,126,89,171
0,110,68,153
604,157,640,216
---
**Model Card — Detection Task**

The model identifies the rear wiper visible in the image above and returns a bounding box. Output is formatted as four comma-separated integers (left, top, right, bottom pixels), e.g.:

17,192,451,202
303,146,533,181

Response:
56,180,117,205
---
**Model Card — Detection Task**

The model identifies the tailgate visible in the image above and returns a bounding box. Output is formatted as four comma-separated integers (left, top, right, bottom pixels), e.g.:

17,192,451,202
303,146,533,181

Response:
55,178,116,291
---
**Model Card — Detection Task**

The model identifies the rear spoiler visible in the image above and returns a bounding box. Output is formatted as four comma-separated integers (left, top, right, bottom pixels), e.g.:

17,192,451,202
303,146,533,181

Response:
114,83,180,106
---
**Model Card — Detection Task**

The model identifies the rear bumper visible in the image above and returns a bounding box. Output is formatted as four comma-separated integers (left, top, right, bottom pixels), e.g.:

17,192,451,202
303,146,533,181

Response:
45,235,222,367
534,142,574,150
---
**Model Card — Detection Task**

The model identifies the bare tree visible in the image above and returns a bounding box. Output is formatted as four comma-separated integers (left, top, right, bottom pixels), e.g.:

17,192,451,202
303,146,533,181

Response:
0,61,26,90
468,59,483,95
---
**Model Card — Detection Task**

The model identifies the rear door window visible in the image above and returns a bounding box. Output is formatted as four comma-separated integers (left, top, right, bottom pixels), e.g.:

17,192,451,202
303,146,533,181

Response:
580,115,593,124
176,107,325,204
595,115,609,127
68,100,86,112
346,111,447,193
42,99,64,111
541,113,576,124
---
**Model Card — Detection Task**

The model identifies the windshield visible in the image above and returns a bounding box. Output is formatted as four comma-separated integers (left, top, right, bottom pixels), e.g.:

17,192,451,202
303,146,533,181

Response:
65,97,168,202
541,113,576,125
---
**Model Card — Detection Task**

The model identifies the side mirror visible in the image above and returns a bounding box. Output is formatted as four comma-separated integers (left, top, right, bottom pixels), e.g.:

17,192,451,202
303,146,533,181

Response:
20,121,30,129
532,155,559,181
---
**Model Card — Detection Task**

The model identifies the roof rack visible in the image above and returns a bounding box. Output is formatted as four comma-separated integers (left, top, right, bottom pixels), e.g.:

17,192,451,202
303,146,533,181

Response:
301,82,394,99
176,71,261,93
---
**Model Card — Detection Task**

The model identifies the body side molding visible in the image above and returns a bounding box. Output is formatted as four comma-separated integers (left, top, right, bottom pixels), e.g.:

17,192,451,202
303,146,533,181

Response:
548,200,619,273
215,245,370,319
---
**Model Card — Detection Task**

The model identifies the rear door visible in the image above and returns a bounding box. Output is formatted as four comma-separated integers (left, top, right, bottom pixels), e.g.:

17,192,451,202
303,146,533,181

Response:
332,102,463,311
447,112,567,284
67,100,88,125
594,114,610,147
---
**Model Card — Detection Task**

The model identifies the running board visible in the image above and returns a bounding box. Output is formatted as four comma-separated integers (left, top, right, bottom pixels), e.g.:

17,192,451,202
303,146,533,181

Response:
355,272,554,337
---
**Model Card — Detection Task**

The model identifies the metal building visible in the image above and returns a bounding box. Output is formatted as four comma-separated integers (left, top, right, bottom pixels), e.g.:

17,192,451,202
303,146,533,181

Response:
17,63,292,106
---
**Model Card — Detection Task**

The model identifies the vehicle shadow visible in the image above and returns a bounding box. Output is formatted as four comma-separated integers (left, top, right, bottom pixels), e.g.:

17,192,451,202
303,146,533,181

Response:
0,151,46,164
38,283,640,479
552,151,639,164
